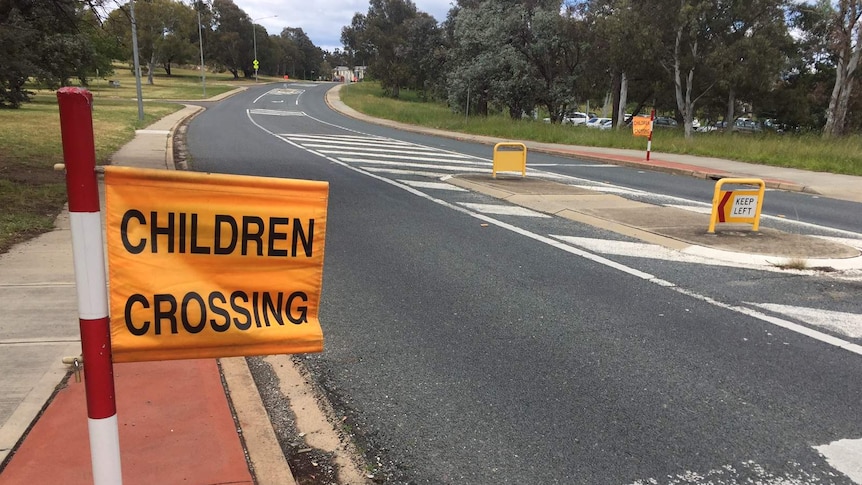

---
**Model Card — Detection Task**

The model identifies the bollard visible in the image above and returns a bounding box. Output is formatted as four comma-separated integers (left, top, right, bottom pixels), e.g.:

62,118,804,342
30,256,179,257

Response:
57,87,123,484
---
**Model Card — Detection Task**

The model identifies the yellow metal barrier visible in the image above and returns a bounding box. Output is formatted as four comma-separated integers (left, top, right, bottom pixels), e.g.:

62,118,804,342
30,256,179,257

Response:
492,143,527,178
708,178,766,233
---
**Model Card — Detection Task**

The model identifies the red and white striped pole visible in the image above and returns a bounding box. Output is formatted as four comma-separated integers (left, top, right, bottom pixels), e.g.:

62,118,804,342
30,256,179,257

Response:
646,108,655,161
57,87,123,484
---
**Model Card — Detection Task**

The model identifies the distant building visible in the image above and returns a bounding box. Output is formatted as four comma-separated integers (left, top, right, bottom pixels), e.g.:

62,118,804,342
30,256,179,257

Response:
332,66,352,82
332,66,367,83
353,66,367,81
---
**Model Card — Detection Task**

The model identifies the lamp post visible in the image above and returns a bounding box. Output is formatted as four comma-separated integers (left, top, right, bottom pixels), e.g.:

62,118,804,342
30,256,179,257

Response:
252,15,277,82
198,9,206,97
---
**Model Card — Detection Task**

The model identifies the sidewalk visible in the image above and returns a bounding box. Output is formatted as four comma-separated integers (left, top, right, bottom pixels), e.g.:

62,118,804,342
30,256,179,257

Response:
1,83,860,484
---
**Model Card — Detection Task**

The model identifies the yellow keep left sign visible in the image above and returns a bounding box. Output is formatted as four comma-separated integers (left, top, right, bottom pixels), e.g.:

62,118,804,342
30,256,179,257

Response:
105,167,329,362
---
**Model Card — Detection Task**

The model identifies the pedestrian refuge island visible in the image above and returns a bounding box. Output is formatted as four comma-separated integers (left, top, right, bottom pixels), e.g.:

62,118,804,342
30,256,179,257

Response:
492,142,527,178
708,178,766,233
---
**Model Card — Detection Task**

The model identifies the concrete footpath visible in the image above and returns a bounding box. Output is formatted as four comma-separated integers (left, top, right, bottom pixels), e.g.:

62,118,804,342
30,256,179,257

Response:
1,84,861,484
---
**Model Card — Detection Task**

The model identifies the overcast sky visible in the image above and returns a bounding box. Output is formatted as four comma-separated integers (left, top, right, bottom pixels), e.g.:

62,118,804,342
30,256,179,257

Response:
234,0,454,53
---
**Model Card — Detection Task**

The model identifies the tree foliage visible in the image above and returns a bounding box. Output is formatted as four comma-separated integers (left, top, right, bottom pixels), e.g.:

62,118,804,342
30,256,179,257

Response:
0,0,115,107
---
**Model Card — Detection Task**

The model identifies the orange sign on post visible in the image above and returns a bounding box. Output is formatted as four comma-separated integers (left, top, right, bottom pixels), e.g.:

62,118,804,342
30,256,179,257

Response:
632,116,652,137
105,167,329,362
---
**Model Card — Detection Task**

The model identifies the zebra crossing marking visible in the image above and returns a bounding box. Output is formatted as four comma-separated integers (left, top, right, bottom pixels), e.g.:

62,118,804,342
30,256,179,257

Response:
339,158,488,173
747,303,862,338
397,180,467,191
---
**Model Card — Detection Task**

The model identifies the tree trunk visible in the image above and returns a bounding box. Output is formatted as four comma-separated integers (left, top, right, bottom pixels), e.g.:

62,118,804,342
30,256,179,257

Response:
725,89,736,133
147,52,155,85
824,33,860,136
611,71,621,127
617,72,628,128
672,26,696,139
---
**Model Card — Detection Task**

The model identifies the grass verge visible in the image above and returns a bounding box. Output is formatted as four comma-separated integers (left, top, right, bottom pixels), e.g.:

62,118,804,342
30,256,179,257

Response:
0,95,180,253
0,62,293,254
340,82,862,176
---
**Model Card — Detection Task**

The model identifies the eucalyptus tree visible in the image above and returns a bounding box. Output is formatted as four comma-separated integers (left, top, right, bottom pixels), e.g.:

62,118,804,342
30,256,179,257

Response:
581,0,660,127
822,0,862,137
341,13,374,68
447,0,582,120
522,3,585,122
402,12,447,98
446,0,524,116
105,0,198,83
707,0,793,130
0,0,111,107
281,28,324,80
347,0,425,97
210,0,253,78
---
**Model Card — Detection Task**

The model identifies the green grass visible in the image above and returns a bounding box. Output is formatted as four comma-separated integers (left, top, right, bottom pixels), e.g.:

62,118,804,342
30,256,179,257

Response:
84,64,262,100
0,62,268,254
340,82,862,176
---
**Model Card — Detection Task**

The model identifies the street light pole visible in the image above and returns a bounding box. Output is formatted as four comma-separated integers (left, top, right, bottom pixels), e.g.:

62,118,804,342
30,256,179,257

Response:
198,10,206,98
252,15,277,82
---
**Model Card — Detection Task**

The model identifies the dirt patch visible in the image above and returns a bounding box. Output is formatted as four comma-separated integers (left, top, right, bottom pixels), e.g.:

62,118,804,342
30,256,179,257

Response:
0,158,65,185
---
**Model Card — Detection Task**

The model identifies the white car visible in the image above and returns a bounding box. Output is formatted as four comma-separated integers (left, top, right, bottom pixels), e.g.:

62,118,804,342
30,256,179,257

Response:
586,117,611,128
562,112,590,126
598,119,614,130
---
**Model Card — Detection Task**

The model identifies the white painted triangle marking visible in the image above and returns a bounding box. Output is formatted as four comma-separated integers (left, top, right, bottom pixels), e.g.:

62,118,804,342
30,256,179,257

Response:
814,438,862,484
458,203,550,218
747,303,862,338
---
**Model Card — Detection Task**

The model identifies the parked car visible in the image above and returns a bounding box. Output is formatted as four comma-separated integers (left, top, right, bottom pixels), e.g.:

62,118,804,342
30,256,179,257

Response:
598,119,614,130
732,118,762,133
562,112,590,126
586,117,611,128
653,117,678,128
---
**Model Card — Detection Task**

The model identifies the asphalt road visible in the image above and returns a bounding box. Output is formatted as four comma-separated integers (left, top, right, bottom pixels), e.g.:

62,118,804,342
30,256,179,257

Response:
186,82,862,484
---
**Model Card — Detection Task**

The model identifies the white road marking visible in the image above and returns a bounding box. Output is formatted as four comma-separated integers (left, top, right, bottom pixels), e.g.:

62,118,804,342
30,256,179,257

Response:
397,180,467,191
747,303,862,338
337,158,488,173
551,236,760,269
812,235,862,251
665,204,714,214
323,151,482,164
627,459,854,484
249,109,307,116
362,167,451,178
457,203,550,218
313,146,480,159
682,244,862,271
550,235,862,274
815,438,862,484
283,135,413,148
286,134,394,142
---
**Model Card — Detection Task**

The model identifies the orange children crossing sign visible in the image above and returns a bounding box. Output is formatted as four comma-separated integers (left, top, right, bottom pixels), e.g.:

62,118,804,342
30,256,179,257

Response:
104,167,329,362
